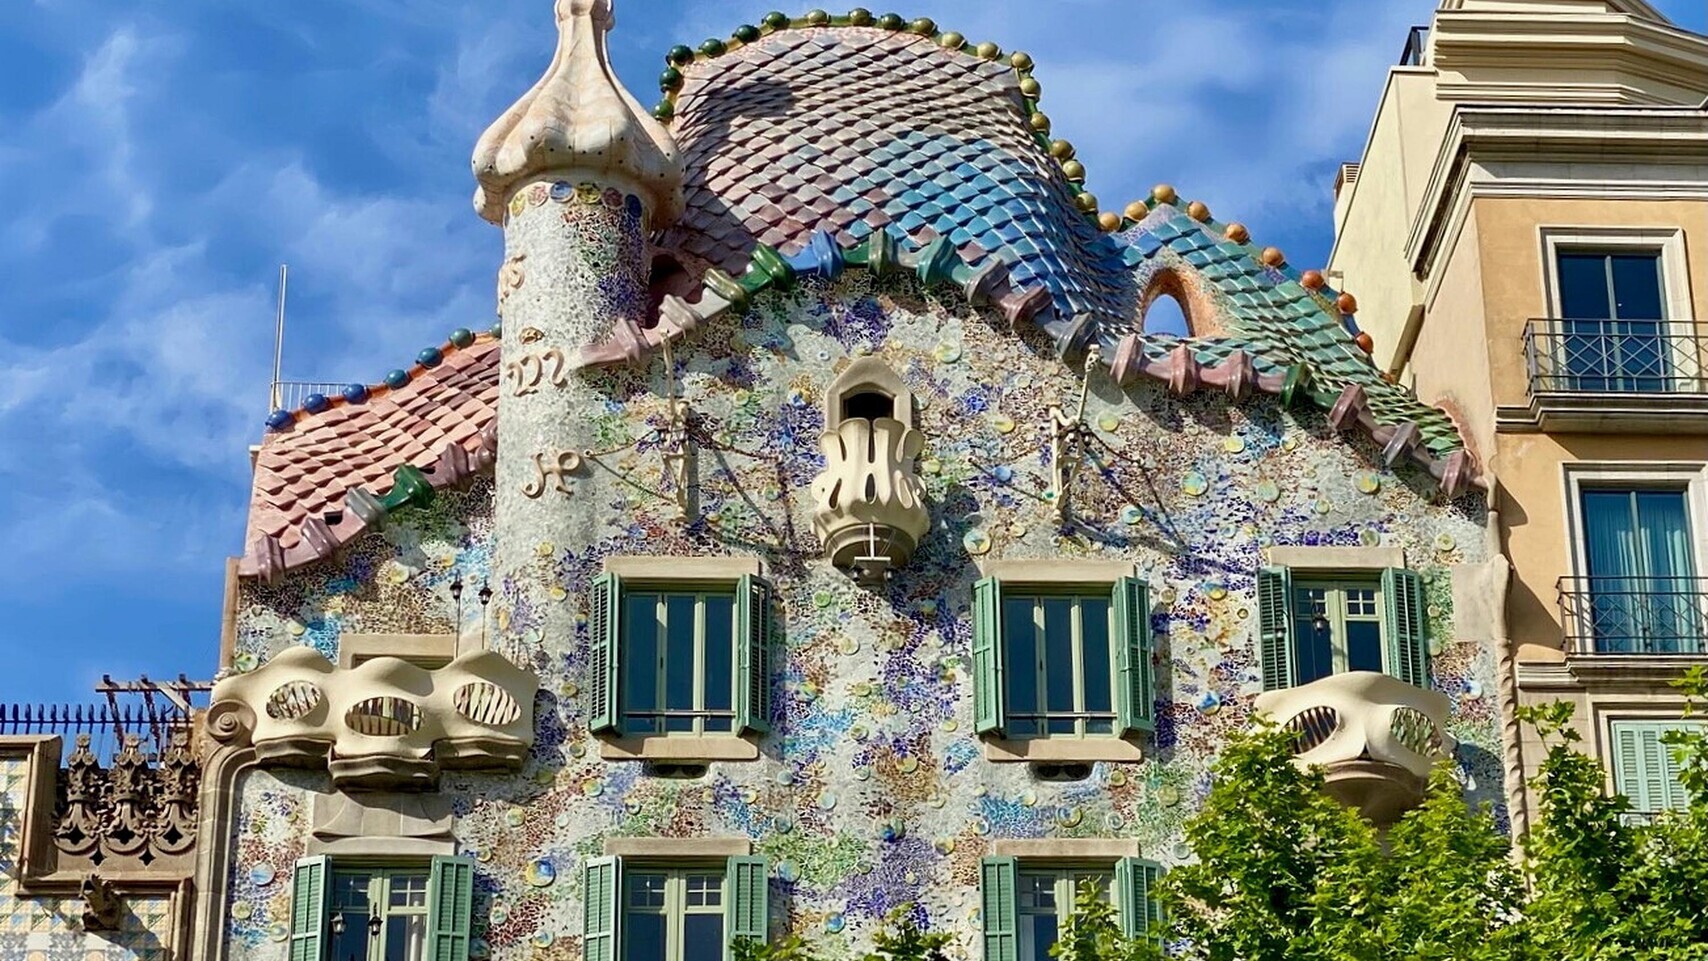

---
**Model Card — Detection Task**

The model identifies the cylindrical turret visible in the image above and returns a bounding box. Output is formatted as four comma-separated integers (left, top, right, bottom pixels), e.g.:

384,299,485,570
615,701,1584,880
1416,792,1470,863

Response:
472,0,683,658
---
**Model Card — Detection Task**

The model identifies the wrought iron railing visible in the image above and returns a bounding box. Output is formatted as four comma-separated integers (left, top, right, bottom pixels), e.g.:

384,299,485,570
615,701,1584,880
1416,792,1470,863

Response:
1399,25,1430,66
269,379,347,412
1557,577,1708,655
1524,319,1708,396
0,702,192,763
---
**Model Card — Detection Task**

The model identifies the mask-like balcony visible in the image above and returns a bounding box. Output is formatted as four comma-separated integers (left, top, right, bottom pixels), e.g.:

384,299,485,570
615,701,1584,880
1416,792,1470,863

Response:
207,647,538,790
1255,671,1455,825
811,415,930,586
1507,319,1708,432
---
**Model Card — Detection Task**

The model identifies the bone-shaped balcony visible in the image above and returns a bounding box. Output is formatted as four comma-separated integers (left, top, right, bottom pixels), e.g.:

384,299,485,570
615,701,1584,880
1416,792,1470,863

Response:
810,416,930,584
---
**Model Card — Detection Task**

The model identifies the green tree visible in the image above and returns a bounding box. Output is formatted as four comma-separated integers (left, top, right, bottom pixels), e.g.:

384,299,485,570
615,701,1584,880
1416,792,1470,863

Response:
1050,879,1160,961
862,908,953,961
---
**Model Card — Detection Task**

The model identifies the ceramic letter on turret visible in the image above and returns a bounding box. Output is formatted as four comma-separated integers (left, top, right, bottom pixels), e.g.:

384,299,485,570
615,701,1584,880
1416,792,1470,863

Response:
472,0,683,657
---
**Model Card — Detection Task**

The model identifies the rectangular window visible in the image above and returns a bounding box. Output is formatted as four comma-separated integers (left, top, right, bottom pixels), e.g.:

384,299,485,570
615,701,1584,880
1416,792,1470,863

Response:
289,856,473,961
1610,719,1704,815
1016,870,1112,961
972,577,1153,739
1556,249,1669,392
590,572,772,737
1577,488,1701,654
585,856,769,961
1257,567,1428,690
981,857,1162,961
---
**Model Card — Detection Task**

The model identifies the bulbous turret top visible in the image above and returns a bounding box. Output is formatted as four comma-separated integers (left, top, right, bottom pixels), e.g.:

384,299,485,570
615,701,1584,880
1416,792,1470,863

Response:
471,0,683,226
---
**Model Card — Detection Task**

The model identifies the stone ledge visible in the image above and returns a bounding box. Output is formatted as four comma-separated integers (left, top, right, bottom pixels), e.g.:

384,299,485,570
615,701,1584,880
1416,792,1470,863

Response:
603,556,762,580
982,737,1144,764
976,559,1137,586
991,838,1142,860
604,836,753,858
598,734,760,762
1267,545,1405,571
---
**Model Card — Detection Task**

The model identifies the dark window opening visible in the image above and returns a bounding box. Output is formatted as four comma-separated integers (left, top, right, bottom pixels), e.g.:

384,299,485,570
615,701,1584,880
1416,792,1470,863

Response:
841,390,895,423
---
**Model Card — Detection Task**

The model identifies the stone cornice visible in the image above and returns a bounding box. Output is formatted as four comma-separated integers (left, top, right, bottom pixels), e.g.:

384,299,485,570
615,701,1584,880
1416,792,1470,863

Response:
1432,10,1708,101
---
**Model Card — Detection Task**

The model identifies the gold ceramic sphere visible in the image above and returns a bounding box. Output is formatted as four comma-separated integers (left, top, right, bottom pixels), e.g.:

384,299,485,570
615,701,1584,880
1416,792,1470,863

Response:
1151,184,1178,205
1300,269,1326,290
1049,140,1075,161
1098,211,1121,232
806,8,831,24
1061,159,1086,182
1186,200,1211,223
1224,222,1250,244
1075,192,1099,213
940,31,965,49
1260,246,1286,267
1124,200,1149,221
1019,77,1041,98
1337,292,1359,315
848,8,875,26
1010,50,1034,70
1030,112,1051,133
975,41,1001,60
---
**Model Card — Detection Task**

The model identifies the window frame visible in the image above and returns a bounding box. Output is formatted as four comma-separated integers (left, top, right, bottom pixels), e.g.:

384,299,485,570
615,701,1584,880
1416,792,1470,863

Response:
980,855,1162,961
1001,589,1119,739
1015,866,1115,961
328,865,431,961
1257,554,1428,691
622,866,729,961
288,855,474,961
620,586,741,736
584,854,770,961
1291,577,1389,683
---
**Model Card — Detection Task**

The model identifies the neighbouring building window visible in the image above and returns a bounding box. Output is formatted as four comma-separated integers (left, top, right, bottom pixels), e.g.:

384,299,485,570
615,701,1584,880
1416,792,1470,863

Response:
980,856,1162,960
588,573,772,737
1556,249,1669,393
288,856,473,961
1609,719,1704,815
971,578,1154,738
1576,488,1701,654
583,856,769,961
1257,567,1428,690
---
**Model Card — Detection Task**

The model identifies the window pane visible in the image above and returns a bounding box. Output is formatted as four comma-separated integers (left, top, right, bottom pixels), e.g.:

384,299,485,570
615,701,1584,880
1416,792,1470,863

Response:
702,594,735,714
685,874,724,908
386,914,426,961
683,913,725,961
1018,912,1058,961
388,873,428,909
1609,253,1664,320
623,911,667,961
1003,596,1041,736
1293,588,1334,684
1043,597,1076,733
332,873,371,911
330,912,369,961
665,594,698,731
1557,252,1613,319
1079,598,1113,717
1346,620,1384,674
625,593,662,733
1018,874,1056,911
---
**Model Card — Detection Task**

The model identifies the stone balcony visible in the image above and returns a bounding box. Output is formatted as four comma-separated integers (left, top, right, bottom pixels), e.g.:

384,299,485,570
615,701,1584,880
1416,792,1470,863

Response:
810,416,930,585
207,647,538,790
1255,671,1455,825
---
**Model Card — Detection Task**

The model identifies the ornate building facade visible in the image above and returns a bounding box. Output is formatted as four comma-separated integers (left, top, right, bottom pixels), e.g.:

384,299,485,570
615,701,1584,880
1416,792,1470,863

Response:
0,3,1518,960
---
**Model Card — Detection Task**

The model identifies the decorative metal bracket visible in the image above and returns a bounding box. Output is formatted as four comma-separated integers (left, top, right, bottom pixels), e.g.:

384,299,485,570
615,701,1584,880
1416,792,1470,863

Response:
1048,343,1102,523
659,336,695,522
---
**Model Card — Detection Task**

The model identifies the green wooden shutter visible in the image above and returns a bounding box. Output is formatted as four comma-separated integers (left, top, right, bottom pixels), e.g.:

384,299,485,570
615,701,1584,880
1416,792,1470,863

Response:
583,856,622,961
1612,721,1696,813
1381,568,1430,689
979,856,1018,961
1113,577,1156,735
972,577,1006,735
426,856,475,961
287,856,328,961
589,572,623,733
725,856,771,960
1116,857,1164,943
735,575,774,735
1257,567,1296,691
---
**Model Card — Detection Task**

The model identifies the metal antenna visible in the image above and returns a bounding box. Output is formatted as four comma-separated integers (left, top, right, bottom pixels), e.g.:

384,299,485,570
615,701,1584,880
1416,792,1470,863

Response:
269,264,290,410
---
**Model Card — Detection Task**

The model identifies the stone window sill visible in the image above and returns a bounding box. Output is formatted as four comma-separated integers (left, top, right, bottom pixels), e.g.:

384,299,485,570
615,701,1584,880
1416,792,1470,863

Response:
598,734,759,762
982,736,1144,763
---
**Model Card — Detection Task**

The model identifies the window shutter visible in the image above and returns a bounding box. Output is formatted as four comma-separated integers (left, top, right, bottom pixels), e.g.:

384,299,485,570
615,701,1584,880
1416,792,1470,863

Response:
1256,567,1296,691
979,856,1018,961
1381,568,1430,688
589,572,622,734
972,577,1006,735
426,856,476,961
735,575,774,735
1613,722,1693,813
725,856,771,960
287,856,329,961
1113,577,1156,735
1116,857,1164,943
583,856,622,961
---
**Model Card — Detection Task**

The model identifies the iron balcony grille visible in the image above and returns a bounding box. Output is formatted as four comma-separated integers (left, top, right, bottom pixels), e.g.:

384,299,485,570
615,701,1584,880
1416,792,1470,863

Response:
1557,577,1708,655
1524,319,1708,396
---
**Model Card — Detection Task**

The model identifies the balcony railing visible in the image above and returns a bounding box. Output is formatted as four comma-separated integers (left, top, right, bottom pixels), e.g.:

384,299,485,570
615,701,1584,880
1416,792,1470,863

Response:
1524,319,1708,396
1558,577,1708,655
1399,25,1430,66
270,379,348,412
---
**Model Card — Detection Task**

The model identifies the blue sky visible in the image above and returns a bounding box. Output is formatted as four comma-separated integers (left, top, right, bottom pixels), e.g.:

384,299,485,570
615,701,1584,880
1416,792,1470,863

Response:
0,0,1703,704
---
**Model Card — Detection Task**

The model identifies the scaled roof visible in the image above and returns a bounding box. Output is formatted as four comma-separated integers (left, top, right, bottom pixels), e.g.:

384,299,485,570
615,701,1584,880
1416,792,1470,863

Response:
241,11,1481,581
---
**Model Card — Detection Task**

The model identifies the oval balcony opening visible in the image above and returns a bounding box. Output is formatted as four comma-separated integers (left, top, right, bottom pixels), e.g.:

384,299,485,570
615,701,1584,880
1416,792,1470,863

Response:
345,697,423,737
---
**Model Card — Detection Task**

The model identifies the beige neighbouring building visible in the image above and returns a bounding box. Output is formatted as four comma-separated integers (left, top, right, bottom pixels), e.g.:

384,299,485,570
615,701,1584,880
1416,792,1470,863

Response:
1331,0,1708,829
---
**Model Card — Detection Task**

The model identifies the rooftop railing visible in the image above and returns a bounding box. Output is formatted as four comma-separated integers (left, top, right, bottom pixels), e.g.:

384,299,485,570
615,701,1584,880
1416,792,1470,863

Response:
1524,319,1708,396
0,701,193,763
269,379,348,412
1557,576,1708,655
1399,25,1430,66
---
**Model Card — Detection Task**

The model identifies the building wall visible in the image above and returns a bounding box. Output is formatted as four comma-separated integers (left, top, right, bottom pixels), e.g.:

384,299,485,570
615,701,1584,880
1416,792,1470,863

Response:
223,274,1501,960
1414,209,1496,461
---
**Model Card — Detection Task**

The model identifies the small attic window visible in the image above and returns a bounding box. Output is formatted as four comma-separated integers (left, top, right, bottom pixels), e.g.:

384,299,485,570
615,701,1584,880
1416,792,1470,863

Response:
842,391,895,423
1143,293,1191,337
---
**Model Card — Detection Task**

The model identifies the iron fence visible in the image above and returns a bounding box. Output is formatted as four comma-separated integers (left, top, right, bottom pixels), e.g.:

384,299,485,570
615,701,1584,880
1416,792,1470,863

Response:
0,702,192,764
1524,318,1708,395
1399,25,1430,66
270,380,348,412
1557,576,1708,655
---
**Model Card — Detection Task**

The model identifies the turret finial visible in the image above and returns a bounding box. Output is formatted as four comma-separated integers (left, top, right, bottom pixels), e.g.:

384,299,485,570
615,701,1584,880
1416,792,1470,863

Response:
471,0,684,225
